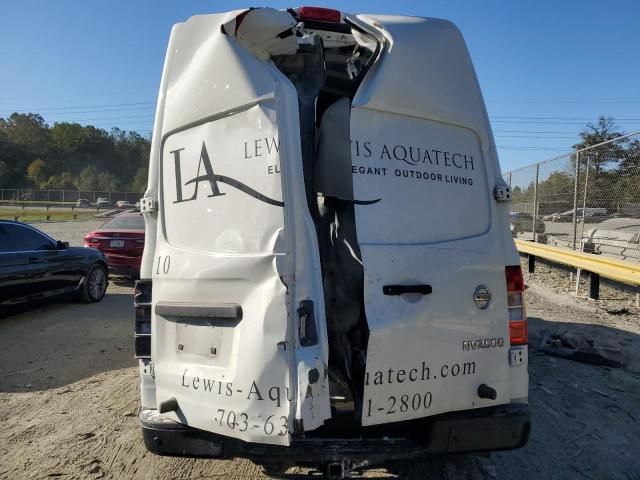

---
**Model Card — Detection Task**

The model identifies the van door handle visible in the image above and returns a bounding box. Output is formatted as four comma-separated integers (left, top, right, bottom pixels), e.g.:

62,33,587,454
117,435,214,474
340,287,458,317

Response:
28,257,40,264
383,284,433,295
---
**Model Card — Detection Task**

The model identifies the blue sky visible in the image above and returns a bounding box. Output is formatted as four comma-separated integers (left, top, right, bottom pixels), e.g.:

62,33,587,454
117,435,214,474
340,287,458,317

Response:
1,0,639,171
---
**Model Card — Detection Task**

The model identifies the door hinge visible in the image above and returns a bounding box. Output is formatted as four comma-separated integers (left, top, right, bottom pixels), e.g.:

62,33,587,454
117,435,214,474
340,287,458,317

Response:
494,185,511,202
140,196,158,213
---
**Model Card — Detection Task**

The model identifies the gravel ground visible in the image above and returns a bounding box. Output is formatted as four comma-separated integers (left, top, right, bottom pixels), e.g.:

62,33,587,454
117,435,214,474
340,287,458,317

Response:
1,222,639,479
34,220,104,246
525,258,640,310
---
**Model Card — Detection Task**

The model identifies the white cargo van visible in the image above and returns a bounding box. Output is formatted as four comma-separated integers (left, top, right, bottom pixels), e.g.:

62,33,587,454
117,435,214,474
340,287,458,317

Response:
134,6,530,475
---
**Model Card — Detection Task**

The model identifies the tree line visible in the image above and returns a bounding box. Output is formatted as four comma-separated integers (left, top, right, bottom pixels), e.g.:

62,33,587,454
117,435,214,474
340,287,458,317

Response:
510,117,640,213
0,113,150,193
1,112,638,206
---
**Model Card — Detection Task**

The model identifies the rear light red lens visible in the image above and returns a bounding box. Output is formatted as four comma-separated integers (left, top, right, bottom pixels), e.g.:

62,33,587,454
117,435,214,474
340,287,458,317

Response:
505,265,525,292
509,320,528,346
299,6,342,23
506,265,527,345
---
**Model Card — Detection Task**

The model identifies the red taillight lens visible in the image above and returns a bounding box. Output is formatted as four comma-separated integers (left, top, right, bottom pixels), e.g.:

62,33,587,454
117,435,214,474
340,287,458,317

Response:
506,265,525,292
84,235,100,248
509,321,528,346
299,6,342,23
506,266,528,345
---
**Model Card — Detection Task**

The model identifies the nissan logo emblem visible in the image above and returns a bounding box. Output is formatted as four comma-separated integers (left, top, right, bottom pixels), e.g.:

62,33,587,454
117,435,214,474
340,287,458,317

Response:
473,285,491,309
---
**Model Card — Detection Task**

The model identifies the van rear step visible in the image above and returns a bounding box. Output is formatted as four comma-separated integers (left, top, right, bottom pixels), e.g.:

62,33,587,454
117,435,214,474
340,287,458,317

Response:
141,404,530,463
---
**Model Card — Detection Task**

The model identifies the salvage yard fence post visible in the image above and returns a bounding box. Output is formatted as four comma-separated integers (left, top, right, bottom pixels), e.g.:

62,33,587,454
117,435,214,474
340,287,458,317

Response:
572,150,580,250
532,163,539,243
504,130,640,299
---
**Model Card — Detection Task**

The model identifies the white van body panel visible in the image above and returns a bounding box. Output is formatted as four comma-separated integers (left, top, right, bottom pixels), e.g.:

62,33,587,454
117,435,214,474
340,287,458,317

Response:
140,8,528,446
349,16,523,425
353,16,491,147
144,11,330,445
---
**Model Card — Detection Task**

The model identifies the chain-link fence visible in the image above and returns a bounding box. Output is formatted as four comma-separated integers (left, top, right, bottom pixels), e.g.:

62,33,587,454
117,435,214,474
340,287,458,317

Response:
504,131,640,263
0,189,142,205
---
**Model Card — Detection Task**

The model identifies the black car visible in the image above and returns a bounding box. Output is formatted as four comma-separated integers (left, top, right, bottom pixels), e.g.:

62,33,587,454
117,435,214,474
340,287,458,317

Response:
509,212,545,234
0,221,108,307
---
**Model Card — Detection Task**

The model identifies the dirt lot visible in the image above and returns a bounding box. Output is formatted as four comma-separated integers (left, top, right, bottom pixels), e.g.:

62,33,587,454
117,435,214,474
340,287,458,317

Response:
1,226,639,479
36,219,105,247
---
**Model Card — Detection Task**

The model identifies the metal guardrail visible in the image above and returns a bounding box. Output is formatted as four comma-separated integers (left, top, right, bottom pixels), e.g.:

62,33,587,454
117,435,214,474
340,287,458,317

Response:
504,131,640,262
515,239,640,299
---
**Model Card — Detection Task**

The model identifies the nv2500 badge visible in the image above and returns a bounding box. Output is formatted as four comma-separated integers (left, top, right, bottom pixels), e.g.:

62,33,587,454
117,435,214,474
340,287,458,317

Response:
462,337,505,351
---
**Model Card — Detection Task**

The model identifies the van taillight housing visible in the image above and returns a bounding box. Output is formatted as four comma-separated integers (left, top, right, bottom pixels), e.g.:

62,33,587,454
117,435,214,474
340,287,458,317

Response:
299,6,342,23
506,266,528,345
134,280,152,358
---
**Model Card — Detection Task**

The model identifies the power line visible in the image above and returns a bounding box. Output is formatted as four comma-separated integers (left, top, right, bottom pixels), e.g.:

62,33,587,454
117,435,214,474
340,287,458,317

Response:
44,114,155,122
494,135,578,139
0,106,156,116
496,145,572,151
492,120,640,125
0,101,156,112
1,101,638,129
488,98,640,104
494,129,580,134
491,115,640,121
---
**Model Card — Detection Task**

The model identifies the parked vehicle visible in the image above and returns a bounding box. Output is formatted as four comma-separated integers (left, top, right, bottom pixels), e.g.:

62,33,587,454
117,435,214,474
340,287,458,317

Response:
582,213,607,223
509,212,545,234
135,7,530,473
549,208,607,222
0,220,108,307
75,198,91,208
116,200,135,208
96,197,111,209
583,218,640,261
84,212,144,278
550,210,573,222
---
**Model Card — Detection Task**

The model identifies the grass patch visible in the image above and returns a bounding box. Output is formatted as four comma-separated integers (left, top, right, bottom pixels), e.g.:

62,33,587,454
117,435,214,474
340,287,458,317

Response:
0,210,97,222
0,200,77,207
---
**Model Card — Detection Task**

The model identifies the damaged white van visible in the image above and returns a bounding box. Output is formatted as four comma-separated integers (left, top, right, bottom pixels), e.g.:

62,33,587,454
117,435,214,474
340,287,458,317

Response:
134,6,530,475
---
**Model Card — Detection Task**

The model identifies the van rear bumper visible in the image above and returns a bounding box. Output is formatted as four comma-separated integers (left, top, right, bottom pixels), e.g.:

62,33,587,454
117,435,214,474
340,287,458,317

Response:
140,403,530,464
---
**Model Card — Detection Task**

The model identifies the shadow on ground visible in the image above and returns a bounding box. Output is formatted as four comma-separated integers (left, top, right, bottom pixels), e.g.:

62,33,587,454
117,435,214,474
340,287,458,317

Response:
0,287,134,392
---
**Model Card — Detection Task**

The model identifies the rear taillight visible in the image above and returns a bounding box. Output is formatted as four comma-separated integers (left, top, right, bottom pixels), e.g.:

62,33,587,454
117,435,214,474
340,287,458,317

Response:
506,266,528,345
299,6,342,23
134,280,152,358
84,235,100,249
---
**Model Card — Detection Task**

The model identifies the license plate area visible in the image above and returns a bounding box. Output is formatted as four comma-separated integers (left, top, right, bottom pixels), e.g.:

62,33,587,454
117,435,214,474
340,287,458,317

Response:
509,347,525,366
109,240,125,248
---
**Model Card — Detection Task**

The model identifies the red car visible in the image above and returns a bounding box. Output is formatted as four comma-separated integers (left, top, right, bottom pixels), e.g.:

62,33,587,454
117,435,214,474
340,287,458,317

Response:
84,212,145,278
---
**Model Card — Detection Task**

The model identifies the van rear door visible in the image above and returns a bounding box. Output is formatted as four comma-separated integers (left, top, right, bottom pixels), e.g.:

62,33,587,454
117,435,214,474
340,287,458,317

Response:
146,10,330,445
350,15,515,426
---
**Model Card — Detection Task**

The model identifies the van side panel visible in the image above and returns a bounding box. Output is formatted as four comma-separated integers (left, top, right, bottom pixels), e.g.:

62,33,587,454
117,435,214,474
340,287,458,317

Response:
144,12,330,445
154,100,294,446
350,16,526,426
350,109,490,244
353,15,491,151
352,14,519,264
